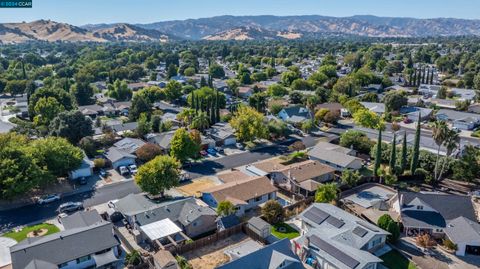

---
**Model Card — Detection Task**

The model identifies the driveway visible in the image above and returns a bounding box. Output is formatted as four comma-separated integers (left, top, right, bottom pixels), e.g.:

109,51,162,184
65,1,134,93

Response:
0,237,16,267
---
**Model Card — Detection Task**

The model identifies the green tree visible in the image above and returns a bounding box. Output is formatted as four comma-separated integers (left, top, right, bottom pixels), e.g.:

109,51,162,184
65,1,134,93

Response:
341,170,361,188
78,136,96,158
452,146,480,182
28,87,75,118
226,79,239,96
400,131,408,174
410,113,422,174
129,94,151,120
107,80,132,101
208,64,225,79
353,109,384,130
374,129,382,177
49,111,93,144
314,183,338,203
217,200,236,216
437,129,459,181
267,84,288,97
383,92,407,112
164,80,183,101
136,143,162,162
151,115,162,133
432,121,448,180
184,67,196,76
261,200,284,224
437,86,448,99
230,106,268,142
70,82,94,106
249,92,267,113
31,137,83,177
377,214,400,243
135,155,180,196
170,128,200,162
389,133,397,174
136,113,151,137
339,130,373,154
33,97,65,126
167,64,178,78
190,111,210,131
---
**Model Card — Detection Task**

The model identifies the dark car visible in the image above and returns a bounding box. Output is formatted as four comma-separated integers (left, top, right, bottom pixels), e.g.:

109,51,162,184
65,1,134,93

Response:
78,177,87,185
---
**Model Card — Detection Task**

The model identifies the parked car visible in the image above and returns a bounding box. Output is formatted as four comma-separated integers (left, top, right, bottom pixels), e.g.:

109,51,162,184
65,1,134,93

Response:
37,194,61,205
119,166,129,176
107,199,118,209
200,150,208,157
207,148,217,156
403,118,412,124
181,160,192,168
452,127,461,133
78,177,87,185
236,143,244,150
180,171,190,182
128,164,138,174
57,202,83,213
215,147,224,154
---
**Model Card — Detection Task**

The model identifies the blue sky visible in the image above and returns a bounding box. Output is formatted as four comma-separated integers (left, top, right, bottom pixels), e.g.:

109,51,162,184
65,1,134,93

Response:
1,0,479,25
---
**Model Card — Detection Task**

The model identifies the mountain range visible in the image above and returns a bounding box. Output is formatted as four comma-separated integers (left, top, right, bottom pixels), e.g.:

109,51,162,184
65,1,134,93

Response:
2,15,480,44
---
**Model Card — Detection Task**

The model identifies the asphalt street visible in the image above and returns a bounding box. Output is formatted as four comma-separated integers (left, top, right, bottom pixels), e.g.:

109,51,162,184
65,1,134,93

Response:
0,135,318,231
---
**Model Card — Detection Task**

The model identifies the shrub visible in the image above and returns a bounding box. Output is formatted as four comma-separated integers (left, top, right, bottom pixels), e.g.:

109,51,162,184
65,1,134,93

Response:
261,200,284,224
442,238,458,251
93,158,105,168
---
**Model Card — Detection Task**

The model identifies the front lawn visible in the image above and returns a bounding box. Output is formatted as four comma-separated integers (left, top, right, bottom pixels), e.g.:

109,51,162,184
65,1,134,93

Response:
381,249,417,269
271,223,300,239
3,223,60,242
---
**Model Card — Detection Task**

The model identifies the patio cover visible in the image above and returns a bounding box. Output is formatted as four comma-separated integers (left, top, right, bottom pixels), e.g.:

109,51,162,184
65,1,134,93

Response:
140,218,182,241
92,249,119,267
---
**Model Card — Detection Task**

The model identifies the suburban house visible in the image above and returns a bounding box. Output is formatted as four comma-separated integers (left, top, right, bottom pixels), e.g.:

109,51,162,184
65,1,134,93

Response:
110,122,138,135
113,194,217,239
435,109,480,130
385,85,413,93
315,102,344,115
151,250,179,269
10,211,122,269
201,176,278,216
69,155,94,180
237,87,254,98
418,84,441,98
308,142,363,171
278,106,312,124
104,146,136,169
293,203,388,269
450,88,477,101
392,191,479,256
113,137,146,155
429,98,457,109
146,131,176,151
360,102,385,115
399,106,433,122
208,122,237,146
217,239,304,269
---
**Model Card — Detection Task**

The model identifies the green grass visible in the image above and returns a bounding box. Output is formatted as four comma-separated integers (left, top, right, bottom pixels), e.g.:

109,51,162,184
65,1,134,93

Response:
359,167,374,177
3,223,60,242
271,223,300,239
381,249,417,269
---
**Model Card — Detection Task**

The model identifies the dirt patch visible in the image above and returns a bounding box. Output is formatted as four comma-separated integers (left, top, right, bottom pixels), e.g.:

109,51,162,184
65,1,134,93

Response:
26,228,48,238
177,176,220,197
184,233,251,269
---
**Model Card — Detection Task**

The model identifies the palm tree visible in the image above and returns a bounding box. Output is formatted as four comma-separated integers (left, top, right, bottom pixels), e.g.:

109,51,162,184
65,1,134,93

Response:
432,121,448,180
176,108,196,127
437,129,459,181
190,111,210,131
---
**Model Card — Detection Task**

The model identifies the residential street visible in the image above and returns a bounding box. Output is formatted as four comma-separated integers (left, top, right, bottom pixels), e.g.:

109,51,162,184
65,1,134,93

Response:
0,135,318,232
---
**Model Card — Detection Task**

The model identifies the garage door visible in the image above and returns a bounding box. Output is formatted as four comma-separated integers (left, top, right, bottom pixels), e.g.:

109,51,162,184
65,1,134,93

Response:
466,245,480,255
224,138,236,146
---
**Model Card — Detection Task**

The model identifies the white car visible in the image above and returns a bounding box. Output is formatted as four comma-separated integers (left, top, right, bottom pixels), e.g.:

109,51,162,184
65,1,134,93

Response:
128,164,138,174
107,199,119,209
37,194,61,205
119,166,129,176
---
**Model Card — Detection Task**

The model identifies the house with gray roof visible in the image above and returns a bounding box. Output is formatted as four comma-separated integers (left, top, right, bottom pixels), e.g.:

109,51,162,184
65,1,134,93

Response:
294,203,388,269
208,122,237,146
110,121,138,135
359,102,385,115
392,191,478,255
308,142,363,171
0,120,14,134
113,137,146,155
103,146,136,169
113,194,217,239
146,131,176,151
10,211,122,269
216,238,304,269
435,109,480,130
278,106,312,124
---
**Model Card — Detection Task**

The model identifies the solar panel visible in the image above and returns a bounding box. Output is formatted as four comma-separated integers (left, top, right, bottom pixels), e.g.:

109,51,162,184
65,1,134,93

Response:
304,207,330,224
326,216,345,228
352,226,368,237
309,235,360,269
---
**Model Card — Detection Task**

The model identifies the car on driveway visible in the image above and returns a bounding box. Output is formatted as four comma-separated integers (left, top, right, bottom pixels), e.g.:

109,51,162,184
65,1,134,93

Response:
57,202,83,213
200,150,208,157
99,169,107,178
119,166,129,176
207,148,217,156
236,143,244,150
37,194,61,205
215,147,224,154
128,164,138,174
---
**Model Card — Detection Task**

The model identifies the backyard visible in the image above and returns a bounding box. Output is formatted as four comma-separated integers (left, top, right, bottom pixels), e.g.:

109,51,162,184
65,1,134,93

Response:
3,223,60,242
381,249,417,269
271,223,300,240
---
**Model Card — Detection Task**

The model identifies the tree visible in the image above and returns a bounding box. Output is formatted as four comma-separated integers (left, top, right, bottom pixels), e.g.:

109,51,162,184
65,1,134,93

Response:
377,214,400,243
136,143,162,162
267,84,288,97
170,128,200,162
301,120,314,134
78,136,96,158
226,79,239,96
217,200,236,216
341,170,361,188
209,64,225,79
452,146,480,182
383,92,407,112
230,106,268,142
474,73,480,91
389,133,397,174
49,110,93,144
410,113,421,174
107,79,132,101
291,79,311,91
437,86,448,99
437,129,459,181
249,92,268,113
129,94,151,120
167,64,178,78
191,111,210,131
151,115,162,132
432,121,448,180
30,137,83,177
184,67,196,76
176,255,193,269
400,131,408,174
187,87,226,109
33,97,65,126
261,200,284,224
125,250,142,266
374,129,382,177
70,82,94,106
353,109,384,130
164,80,183,101
28,87,75,118
135,155,180,196
136,113,151,137
314,183,338,203
339,130,373,154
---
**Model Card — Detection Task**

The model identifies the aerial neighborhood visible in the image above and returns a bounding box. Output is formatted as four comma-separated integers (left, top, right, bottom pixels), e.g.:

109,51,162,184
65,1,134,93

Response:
1,4,480,269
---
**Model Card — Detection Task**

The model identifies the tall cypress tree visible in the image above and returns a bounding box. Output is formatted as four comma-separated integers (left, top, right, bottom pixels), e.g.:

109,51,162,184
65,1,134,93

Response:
421,68,425,84
430,69,434,84
412,70,417,87
400,131,408,174
21,61,27,80
215,90,220,123
374,129,382,177
425,69,430,85
389,133,397,174
191,91,196,109
416,69,422,86
409,72,413,87
410,113,422,174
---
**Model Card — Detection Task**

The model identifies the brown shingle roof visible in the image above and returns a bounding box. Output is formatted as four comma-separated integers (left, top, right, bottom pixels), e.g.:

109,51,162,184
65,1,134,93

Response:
204,176,277,204
251,158,286,173
217,170,252,183
279,160,335,183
